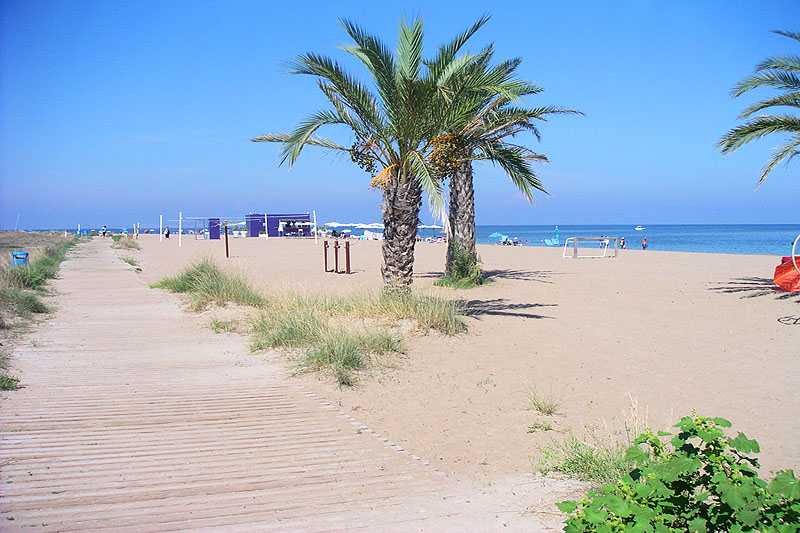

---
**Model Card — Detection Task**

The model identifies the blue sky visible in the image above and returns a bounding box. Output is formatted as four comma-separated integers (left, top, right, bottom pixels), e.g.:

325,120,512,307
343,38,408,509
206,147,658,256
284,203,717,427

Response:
1,1,798,229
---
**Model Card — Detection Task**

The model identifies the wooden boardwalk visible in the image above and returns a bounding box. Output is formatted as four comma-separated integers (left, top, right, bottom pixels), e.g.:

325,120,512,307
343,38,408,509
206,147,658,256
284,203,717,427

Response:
0,240,564,531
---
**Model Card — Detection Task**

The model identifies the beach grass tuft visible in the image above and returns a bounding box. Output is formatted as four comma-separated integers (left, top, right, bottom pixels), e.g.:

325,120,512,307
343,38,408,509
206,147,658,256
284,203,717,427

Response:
121,256,139,266
250,298,403,386
111,238,140,250
352,291,466,334
152,259,265,309
527,388,562,416
209,318,238,333
257,289,465,335
534,396,647,485
535,428,634,486
0,373,21,391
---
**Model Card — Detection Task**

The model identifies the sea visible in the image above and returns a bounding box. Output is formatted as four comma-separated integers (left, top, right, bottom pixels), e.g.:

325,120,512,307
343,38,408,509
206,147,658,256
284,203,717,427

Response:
36,224,800,257
473,224,800,256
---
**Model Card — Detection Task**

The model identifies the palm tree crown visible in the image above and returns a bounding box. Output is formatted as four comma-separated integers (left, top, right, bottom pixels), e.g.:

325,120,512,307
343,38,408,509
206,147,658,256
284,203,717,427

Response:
433,54,581,276
719,30,800,186
252,16,495,291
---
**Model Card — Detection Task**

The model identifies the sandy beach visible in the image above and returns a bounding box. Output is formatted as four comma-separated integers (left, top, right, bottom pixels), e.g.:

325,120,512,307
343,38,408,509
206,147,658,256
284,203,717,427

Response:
128,233,799,484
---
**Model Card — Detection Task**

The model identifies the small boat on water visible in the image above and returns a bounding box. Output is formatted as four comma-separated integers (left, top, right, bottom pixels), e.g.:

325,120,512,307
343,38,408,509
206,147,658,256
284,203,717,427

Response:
635,225,646,231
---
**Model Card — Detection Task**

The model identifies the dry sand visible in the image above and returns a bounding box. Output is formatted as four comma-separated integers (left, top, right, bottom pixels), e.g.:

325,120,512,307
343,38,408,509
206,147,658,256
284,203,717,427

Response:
129,233,799,483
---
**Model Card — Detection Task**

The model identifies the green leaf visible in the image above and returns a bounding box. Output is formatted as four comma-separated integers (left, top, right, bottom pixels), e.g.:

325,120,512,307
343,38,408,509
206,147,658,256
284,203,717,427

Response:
634,482,655,499
713,417,733,428
556,501,578,514
688,517,708,532
605,495,632,517
663,456,701,479
718,482,750,509
736,508,760,527
625,446,649,463
584,507,608,524
770,470,800,498
729,433,760,454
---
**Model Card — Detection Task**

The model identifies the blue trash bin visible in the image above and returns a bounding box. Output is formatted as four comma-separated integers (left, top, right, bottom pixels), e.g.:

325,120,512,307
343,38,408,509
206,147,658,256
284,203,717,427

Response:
11,251,29,267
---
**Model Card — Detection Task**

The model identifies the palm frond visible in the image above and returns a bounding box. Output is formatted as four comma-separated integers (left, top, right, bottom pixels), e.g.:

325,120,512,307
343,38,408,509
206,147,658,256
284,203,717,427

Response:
396,16,424,82
273,110,352,166
755,54,800,73
733,70,800,97
738,92,800,118
757,134,800,187
718,114,800,153
481,143,549,201
408,150,445,218
338,19,398,125
772,30,800,43
426,15,491,80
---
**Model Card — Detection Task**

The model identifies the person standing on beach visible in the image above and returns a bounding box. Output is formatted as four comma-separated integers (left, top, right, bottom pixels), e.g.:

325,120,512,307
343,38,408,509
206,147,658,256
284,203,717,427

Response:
642,236,647,250
101,225,107,237
165,226,170,239
620,236,626,249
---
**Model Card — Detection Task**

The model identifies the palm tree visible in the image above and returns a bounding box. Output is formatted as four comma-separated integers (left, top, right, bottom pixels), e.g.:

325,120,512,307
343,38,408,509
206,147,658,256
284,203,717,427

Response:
433,58,581,277
719,30,800,186
252,17,492,292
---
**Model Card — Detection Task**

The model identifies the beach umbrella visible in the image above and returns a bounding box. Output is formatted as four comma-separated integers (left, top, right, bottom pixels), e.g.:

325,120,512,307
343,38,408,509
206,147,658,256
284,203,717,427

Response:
342,229,352,233
417,224,443,229
488,232,504,238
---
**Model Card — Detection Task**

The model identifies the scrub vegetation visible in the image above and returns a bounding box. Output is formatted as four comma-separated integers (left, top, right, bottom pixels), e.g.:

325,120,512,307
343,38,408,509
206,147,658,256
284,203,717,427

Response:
152,259,466,385
0,233,78,392
151,259,265,310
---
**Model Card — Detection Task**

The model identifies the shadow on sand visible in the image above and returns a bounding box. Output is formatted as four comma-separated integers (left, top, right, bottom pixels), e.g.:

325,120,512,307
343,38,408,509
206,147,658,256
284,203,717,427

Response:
461,298,556,319
415,269,556,284
709,277,800,303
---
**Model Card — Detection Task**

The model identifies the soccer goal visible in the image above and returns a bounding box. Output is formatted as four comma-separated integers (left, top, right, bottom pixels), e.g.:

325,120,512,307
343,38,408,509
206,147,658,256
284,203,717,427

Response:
562,236,619,258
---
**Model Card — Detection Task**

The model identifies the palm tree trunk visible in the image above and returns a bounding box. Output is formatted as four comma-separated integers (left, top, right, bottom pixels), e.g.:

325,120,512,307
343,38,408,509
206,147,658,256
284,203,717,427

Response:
381,171,422,292
446,156,477,276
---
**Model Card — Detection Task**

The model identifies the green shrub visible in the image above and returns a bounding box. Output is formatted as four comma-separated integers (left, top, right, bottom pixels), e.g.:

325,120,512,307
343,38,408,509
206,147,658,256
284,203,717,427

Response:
558,414,800,532
435,242,485,288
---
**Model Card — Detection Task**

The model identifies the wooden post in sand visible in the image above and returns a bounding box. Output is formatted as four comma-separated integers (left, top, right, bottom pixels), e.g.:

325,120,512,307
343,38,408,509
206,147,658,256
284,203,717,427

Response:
334,241,340,273
178,212,182,248
345,241,351,274
323,241,329,272
224,221,230,259
159,215,163,242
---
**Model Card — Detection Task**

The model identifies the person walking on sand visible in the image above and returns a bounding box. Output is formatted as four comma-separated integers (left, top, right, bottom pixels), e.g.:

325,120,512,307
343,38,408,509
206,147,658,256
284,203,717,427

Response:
164,226,170,239
620,236,626,249
641,236,647,250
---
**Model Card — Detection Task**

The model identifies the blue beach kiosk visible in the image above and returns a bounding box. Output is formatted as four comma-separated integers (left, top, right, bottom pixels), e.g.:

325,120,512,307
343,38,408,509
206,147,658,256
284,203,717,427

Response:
266,213,313,237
